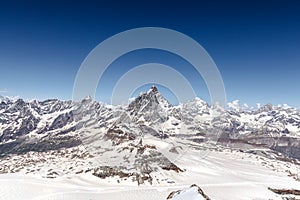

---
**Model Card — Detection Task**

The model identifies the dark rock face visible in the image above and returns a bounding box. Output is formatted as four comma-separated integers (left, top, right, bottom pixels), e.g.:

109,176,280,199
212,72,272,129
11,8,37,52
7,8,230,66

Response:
92,166,154,185
0,98,79,157
0,136,82,158
268,187,300,196
49,112,73,131
92,166,134,179
271,137,300,160
0,104,40,142
105,127,136,145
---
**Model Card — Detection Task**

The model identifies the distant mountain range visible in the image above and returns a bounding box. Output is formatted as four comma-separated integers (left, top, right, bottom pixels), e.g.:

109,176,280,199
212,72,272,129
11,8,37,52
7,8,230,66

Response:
0,87,300,185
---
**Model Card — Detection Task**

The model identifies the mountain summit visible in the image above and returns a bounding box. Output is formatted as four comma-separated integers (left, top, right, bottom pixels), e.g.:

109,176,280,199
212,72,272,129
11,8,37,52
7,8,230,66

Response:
148,85,158,93
127,86,172,123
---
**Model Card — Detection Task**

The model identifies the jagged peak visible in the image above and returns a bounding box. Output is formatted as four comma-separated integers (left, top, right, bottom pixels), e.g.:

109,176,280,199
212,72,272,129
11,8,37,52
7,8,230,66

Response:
257,103,273,112
189,97,208,105
85,95,93,100
147,85,158,93
128,86,172,114
81,95,94,104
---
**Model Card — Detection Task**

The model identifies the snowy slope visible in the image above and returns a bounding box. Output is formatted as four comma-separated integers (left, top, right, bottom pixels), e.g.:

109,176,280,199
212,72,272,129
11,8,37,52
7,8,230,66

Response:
1,144,300,199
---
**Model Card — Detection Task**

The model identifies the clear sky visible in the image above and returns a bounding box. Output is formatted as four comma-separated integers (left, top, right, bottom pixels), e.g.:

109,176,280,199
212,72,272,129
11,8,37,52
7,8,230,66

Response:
0,0,299,107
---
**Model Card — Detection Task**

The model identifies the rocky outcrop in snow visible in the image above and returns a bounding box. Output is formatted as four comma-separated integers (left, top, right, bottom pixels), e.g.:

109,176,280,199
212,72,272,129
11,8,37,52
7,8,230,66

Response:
167,184,211,200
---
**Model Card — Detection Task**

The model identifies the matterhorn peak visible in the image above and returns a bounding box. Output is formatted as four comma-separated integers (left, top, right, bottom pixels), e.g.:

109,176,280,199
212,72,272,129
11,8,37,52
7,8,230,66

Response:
127,86,172,121
148,85,158,93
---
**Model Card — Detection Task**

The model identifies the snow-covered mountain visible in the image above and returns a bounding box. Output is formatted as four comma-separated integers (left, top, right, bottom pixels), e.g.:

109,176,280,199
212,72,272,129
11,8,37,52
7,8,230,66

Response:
0,95,9,104
0,87,300,199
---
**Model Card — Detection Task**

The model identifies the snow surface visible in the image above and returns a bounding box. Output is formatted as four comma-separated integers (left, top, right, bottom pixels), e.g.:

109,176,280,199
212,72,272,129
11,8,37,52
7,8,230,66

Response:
1,145,299,200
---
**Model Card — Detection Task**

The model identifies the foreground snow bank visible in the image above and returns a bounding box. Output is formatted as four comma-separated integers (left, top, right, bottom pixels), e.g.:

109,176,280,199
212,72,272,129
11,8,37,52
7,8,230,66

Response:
167,184,210,200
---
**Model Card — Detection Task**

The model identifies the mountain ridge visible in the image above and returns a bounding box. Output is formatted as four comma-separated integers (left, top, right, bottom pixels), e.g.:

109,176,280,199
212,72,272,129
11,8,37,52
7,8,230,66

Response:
0,87,300,186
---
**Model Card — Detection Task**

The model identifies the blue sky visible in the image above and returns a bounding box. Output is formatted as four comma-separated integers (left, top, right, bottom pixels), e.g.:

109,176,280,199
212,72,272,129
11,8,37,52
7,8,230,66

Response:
0,0,299,107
